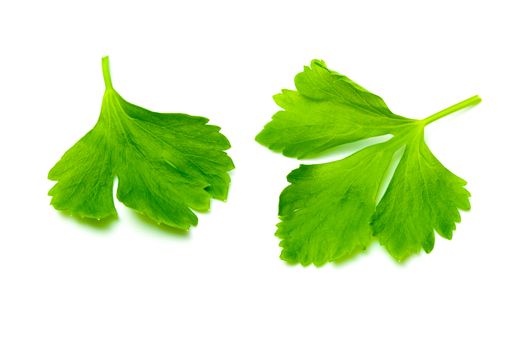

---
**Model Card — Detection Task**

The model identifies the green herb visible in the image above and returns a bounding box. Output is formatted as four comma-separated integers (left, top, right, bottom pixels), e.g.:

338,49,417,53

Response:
49,57,234,230
256,60,480,265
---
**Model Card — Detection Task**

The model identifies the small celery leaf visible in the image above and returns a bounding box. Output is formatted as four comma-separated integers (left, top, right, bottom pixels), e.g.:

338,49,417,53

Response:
48,57,234,230
257,60,480,265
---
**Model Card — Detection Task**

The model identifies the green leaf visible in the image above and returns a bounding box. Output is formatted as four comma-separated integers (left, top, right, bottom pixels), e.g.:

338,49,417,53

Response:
256,60,409,159
256,60,480,265
49,57,234,230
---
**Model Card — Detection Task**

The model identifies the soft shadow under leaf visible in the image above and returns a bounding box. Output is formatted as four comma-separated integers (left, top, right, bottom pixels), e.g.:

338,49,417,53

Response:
129,211,191,239
58,211,118,232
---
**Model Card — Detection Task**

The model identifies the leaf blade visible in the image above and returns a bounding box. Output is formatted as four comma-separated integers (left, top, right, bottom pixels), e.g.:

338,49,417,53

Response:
48,58,234,229
256,60,411,159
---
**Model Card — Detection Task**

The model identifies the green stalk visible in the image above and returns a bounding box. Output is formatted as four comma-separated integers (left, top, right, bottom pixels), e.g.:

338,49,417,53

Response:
102,56,113,90
422,95,481,125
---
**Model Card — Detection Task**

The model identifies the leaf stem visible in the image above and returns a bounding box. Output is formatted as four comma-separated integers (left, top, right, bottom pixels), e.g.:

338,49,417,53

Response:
422,95,481,125
102,56,113,90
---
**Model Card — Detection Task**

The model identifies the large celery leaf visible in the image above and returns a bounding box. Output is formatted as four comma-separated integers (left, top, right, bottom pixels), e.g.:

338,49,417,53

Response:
257,60,479,265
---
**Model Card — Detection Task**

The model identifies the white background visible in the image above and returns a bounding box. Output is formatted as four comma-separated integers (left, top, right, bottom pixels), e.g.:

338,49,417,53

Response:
1,0,524,349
